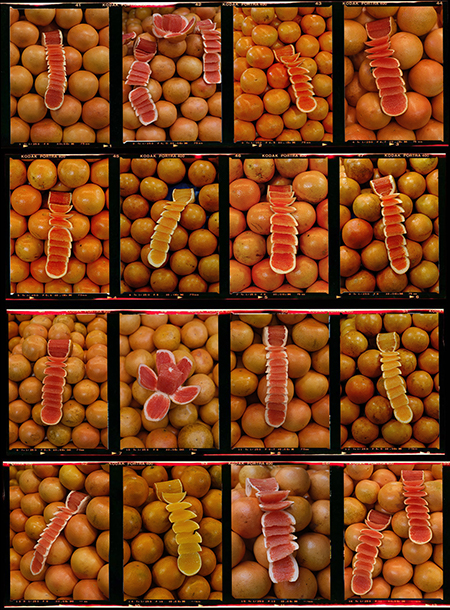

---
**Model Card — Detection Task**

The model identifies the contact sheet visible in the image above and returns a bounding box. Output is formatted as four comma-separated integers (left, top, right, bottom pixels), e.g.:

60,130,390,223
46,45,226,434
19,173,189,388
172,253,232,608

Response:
3,1,448,608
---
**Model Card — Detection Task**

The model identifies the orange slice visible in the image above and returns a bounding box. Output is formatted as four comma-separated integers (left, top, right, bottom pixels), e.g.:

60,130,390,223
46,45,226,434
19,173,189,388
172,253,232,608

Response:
172,519,200,534
178,542,202,555
376,332,400,352
169,509,197,524
175,531,202,545
177,552,202,577
154,479,183,500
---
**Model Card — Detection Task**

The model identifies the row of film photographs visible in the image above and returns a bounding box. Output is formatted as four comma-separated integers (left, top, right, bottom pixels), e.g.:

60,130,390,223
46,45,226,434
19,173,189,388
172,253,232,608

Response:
7,309,443,454
8,153,444,297
6,461,448,603
6,3,446,146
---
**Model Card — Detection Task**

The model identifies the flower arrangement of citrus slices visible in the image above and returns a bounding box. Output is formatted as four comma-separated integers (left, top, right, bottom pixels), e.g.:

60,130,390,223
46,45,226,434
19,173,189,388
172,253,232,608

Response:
344,463,443,599
119,312,219,450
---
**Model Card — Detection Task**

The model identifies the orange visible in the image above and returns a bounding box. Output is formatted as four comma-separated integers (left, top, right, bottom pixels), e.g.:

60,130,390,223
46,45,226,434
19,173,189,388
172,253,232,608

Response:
72,184,105,216
11,185,42,216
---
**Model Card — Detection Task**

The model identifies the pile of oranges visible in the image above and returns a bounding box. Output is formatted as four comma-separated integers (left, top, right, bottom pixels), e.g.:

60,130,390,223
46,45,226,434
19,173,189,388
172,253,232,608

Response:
10,463,110,601
232,463,330,600
123,464,222,600
230,313,330,449
340,156,439,293
345,5,443,141
230,157,328,293
340,313,439,449
8,312,108,450
10,157,110,294
120,156,219,294
119,313,219,450
344,463,443,599
10,7,109,144
122,5,221,142
233,6,333,142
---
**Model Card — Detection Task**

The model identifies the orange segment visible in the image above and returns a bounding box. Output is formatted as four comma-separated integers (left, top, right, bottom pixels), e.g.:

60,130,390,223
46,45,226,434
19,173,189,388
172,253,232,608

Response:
173,188,195,205
177,552,202,576
376,332,400,352
178,542,202,555
393,404,413,424
169,509,197,524
147,250,167,267
154,479,183,500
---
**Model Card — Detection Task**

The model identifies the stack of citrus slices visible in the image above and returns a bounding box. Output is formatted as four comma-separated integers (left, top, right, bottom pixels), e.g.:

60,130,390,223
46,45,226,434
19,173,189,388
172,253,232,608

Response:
10,463,110,601
230,313,330,449
8,312,109,450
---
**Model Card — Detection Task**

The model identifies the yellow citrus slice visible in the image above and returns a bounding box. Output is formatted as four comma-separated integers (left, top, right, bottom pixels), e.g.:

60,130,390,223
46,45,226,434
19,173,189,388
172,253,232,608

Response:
169,509,197,524
172,519,200,534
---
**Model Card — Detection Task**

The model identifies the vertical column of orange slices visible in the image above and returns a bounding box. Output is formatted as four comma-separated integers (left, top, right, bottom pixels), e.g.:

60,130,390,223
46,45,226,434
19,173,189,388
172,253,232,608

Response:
267,185,298,274
246,477,299,583
262,325,290,427
42,30,66,111
351,509,392,595
370,175,410,275
401,470,432,545
274,44,317,114
154,479,202,576
45,191,73,279
376,331,413,424
196,19,221,85
365,17,408,117
125,36,158,125
40,338,72,426
147,187,195,268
